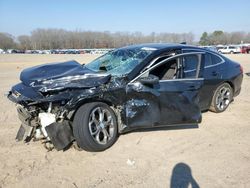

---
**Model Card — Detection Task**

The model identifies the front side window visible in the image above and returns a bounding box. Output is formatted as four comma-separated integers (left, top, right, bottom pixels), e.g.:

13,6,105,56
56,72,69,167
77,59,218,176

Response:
149,59,178,80
147,54,201,80
85,47,155,76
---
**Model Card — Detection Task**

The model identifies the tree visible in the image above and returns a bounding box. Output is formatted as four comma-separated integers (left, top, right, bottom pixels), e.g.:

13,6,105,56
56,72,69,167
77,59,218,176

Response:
18,35,31,50
0,32,16,50
199,32,209,45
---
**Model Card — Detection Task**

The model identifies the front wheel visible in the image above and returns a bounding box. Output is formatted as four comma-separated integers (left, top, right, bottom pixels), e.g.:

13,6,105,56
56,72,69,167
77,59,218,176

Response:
209,83,233,113
73,102,118,151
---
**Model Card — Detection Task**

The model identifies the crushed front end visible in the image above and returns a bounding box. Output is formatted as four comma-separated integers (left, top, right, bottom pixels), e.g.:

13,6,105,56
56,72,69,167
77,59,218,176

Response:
7,60,113,151
8,84,75,151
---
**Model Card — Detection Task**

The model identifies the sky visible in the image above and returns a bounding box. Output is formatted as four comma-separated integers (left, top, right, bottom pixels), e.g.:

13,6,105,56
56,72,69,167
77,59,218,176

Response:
0,0,250,39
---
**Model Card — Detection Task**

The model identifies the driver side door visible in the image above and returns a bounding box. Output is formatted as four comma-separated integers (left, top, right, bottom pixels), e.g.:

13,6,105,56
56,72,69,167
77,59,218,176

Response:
125,52,204,129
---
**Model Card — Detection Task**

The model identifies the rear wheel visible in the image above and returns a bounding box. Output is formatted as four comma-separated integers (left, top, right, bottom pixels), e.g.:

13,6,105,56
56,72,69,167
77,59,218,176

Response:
73,102,118,151
209,83,233,113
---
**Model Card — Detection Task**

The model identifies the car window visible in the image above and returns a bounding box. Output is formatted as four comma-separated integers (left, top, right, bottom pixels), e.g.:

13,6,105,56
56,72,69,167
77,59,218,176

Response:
211,54,222,64
149,59,178,80
204,53,223,67
183,55,198,71
182,55,199,78
204,53,213,67
147,54,200,80
85,47,155,76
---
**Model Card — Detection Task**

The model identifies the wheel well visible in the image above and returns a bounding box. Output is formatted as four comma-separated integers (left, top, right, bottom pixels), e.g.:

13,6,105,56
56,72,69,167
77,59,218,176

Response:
225,81,234,93
213,81,235,95
70,99,113,121
209,81,235,106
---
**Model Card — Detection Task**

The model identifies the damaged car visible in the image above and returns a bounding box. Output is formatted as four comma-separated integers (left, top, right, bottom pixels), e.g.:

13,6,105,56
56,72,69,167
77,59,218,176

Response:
7,43,243,151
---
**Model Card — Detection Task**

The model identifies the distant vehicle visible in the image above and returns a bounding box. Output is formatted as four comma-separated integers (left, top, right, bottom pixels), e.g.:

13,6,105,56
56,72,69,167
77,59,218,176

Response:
216,45,225,51
50,49,59,54
6,49,25,54
200,46,218,52
0,49,4,54
240,46,250,54
8,43,243,151
218,46,241,54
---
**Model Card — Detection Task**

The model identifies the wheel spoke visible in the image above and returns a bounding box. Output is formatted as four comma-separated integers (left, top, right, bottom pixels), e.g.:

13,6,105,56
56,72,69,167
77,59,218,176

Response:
97,107,104,122
220,88,225,94
104,115,112,127
95,130,101,143
224,99,229,105
216,97,222,105
90,126,100,136
91,110,100,124
220,102,224,109
221,88,226,95
101,130,107,144
103,128,110,139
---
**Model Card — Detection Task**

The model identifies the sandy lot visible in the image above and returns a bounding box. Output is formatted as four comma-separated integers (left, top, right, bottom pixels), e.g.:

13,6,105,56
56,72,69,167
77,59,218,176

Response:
0,54,249,188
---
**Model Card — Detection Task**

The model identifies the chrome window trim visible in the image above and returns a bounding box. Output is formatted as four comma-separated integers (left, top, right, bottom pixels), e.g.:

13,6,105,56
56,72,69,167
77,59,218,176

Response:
130,52,205,83
141,53,175,73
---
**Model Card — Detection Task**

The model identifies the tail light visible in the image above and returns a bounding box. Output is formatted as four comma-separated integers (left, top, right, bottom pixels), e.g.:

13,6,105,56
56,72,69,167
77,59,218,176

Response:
240,64,243,73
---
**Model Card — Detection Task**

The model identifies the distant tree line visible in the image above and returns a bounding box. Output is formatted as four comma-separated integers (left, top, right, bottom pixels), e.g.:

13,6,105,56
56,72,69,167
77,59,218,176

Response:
0,29,194,50
199,30,250,45
0,29,250,50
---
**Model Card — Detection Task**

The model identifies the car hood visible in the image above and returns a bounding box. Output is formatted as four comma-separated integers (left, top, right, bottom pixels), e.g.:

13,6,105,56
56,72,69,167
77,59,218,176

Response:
20,60,111,92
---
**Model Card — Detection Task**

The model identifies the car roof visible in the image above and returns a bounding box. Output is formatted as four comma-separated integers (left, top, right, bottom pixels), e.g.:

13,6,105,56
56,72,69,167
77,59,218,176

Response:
119,43,183,50
118,43,206,52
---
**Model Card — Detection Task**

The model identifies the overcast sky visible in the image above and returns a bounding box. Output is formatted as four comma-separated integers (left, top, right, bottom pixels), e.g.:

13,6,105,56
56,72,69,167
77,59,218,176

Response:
0,0,250,38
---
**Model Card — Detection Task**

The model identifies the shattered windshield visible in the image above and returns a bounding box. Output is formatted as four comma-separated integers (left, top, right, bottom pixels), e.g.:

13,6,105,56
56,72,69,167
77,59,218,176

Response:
85,47,156,76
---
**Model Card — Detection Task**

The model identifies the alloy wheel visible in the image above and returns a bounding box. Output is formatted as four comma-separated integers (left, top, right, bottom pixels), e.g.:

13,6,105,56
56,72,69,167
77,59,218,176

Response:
88,107,115,145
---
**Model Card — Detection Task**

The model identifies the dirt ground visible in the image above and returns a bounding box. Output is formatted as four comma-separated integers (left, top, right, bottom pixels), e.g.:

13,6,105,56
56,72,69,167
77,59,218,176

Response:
0,54,249,188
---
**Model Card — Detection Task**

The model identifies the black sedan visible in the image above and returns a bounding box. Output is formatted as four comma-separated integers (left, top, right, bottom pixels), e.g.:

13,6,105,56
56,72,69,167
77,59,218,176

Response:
7,43,243,151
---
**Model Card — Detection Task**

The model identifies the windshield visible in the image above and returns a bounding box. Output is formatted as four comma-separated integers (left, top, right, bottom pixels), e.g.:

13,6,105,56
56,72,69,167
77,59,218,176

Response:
85,47,156,76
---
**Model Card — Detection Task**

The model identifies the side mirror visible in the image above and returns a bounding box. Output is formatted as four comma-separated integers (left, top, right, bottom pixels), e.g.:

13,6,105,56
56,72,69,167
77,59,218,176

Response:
138,74,159,85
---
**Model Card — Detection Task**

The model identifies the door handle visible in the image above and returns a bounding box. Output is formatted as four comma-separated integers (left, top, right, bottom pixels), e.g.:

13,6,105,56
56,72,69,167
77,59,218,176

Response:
188,85,196,90
212,71,218,76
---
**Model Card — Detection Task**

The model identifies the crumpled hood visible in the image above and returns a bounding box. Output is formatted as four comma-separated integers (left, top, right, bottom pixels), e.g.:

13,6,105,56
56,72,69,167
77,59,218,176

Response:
20,60,111,92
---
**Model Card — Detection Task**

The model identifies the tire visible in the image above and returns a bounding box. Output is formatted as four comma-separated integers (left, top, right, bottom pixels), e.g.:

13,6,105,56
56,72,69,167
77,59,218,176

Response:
209,83,233,113
230,51,234,54
73,102,118,152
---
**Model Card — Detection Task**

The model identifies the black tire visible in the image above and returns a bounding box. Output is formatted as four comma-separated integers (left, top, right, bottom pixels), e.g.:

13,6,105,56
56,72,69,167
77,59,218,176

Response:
209,83,233,113
73,102,118,152
230,51,234,54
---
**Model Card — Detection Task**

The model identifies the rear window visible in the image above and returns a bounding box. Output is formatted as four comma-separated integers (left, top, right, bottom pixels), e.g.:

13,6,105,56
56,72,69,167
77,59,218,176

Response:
204,53,222,67
211,54,222,64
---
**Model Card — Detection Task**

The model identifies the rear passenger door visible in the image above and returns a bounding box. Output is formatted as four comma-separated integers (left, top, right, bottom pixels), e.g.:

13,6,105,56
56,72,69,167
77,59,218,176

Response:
199,52,224,109
182,49,225,110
